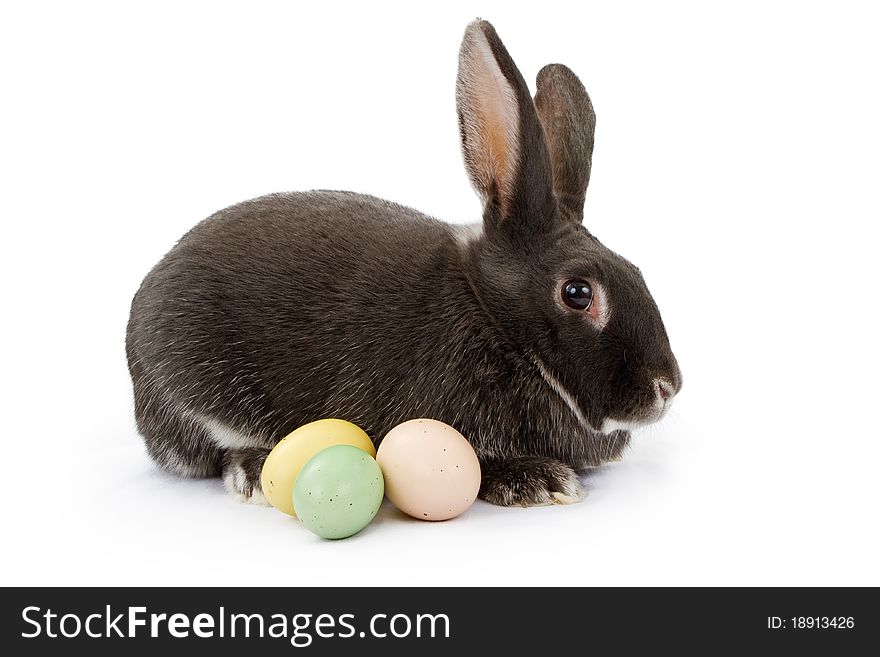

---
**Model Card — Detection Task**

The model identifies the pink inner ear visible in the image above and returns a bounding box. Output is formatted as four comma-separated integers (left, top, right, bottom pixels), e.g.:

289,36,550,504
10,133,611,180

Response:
459,28,520,213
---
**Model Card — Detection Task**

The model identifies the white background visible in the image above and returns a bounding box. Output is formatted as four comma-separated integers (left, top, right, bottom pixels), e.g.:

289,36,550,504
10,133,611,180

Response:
2,1,878,586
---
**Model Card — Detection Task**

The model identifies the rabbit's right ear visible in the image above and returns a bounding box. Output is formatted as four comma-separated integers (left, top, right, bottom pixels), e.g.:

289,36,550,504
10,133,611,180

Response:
456,20,555,232
534,64,596,221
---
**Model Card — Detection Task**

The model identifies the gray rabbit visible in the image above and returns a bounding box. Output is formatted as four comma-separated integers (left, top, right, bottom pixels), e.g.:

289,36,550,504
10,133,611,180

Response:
126,19,681,507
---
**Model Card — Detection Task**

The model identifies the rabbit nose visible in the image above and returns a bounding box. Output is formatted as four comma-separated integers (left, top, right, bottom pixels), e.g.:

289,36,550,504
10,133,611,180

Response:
655,378,675,403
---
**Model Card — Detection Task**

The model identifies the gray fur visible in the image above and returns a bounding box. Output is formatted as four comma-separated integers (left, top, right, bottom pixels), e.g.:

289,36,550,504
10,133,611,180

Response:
126,20,680,507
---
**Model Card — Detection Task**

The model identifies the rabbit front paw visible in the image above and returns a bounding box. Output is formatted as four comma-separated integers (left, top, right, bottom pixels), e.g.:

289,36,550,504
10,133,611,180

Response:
478,456,585,507
222,448,271,505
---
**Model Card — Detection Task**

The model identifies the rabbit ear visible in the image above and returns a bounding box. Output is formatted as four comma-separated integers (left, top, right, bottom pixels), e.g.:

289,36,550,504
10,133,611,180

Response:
456,20,555,230
534,64,596,221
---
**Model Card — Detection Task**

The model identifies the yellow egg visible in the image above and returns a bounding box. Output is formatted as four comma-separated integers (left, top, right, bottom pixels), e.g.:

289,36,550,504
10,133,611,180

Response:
261,419,375,516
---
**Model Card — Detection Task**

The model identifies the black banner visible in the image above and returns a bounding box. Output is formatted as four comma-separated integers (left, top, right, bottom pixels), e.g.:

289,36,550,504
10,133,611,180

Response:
1,587,874,654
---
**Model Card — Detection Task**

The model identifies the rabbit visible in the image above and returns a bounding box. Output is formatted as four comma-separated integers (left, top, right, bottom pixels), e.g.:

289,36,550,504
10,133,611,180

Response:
126,19,681,508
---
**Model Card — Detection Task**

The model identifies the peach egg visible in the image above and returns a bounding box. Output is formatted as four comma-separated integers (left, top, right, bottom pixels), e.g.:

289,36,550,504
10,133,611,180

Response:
376,419,481,521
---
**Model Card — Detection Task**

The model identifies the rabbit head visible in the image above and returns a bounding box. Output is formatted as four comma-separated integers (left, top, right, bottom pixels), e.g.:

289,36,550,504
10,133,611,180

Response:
457,20,682,434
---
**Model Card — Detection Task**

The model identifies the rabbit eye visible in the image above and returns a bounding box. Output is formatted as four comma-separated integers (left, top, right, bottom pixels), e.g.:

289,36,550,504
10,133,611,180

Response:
562,280,593,310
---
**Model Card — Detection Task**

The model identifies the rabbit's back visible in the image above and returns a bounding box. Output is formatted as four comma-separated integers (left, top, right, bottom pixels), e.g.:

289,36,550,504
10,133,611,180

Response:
126,191,477,444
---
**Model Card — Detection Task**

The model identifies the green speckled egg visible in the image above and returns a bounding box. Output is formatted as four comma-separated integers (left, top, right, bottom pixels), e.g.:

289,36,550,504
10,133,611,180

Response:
293,445,385,539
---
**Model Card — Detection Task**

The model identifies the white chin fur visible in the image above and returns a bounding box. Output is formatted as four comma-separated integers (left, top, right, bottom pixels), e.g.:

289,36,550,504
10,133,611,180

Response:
598,417,644,434
600,398,672,434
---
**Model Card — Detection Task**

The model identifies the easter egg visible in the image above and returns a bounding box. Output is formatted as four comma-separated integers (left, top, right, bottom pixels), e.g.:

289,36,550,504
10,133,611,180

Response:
376,418,481,521
293,445,385,539
261,418,375,516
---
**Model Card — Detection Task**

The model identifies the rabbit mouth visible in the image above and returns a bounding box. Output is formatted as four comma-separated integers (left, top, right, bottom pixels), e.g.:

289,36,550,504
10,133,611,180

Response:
599,390,674,434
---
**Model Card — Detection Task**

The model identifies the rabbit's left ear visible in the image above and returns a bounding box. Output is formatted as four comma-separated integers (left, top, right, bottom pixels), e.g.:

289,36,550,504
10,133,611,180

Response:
534,64,596,221
456,20,555,232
